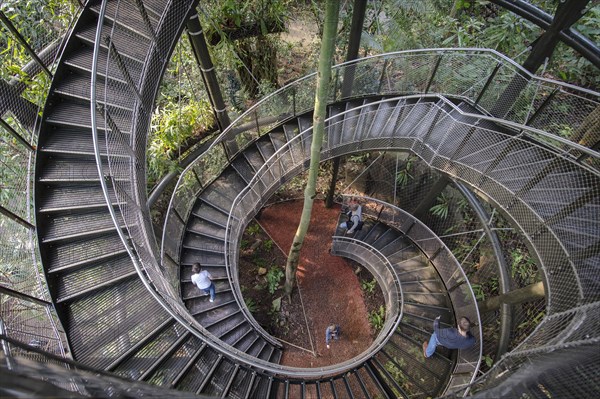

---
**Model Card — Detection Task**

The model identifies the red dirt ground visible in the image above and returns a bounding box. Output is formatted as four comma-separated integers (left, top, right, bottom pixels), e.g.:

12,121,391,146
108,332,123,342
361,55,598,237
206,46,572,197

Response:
257,200,374,367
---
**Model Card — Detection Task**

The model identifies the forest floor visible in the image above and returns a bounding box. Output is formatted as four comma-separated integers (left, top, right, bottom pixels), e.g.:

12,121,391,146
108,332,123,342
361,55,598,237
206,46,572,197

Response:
239,199,385,367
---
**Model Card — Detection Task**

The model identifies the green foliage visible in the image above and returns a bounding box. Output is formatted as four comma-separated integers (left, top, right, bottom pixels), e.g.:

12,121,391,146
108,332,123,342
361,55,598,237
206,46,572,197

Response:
348,153,371,164
147,99,214,186
384,357,411,395
479,12,537,56
0,0,78,60
395,156,414,187
271,296,282,312
471,283,485,301
253,256,267,269
266,267,284,294
361,278,377,296
442,16,485,47
430,193,450,219
516,304,545,339
471,276,499,303
245,297,258,312
368,305,386,332
483,354,494,368
510,248,538,285
263,239,274,252
247,223,261,236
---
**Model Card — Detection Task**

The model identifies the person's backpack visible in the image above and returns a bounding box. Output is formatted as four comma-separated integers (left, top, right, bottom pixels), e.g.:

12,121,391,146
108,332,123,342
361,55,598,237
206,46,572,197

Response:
346,213,364,231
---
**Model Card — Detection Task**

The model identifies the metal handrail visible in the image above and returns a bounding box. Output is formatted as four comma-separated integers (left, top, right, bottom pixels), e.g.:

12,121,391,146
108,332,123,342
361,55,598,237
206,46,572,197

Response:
222,168,407,377
330,235,404,328
163,49,600,266
158,92,598,374
87,26,598,380
341,195,483,394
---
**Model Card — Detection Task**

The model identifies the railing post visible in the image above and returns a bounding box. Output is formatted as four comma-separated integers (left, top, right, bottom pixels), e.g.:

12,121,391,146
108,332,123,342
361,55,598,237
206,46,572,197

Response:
0,11,52,78
0,117,35,152
424,53,443,93
525,88,559,125
475,62,502,107
104,37,143,104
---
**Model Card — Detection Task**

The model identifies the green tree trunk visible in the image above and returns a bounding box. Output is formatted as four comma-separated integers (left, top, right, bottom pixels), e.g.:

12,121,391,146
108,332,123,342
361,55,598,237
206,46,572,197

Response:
477,281,545,313
284,0,340,298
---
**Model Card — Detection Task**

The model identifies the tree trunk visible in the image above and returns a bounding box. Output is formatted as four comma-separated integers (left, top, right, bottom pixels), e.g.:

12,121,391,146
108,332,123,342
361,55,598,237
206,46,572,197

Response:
477,281,545,313
284,0,340,298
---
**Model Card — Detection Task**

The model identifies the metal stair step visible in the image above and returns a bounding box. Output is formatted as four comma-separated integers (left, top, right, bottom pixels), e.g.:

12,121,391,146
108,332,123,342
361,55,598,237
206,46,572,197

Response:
364,99,398,139
63,44,143,86
231,155,256,184
41,208,121,243
37,157,112,183
402,291,450,307
191,201,229,227
53,253,134,301
267,130,295,170
47,232,127,271
370,226,403,249
180,248,226,266
282,121,304,162
37,185,122,213
38,126,130,157
206,312,246,338
379,235,414,257
89,0,164,26
54,72,135,111
45,100,132,134
183,231,225,252
186,218,226,240
183,279,230,302
76,19,153,62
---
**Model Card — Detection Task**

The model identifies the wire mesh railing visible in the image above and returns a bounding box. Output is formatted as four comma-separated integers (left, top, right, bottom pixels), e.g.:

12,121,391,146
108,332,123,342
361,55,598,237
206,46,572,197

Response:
0,0,83,359
163,48,600,259
85,12,600,389
341,195,482,395
0,333,207,398
163,93,599,388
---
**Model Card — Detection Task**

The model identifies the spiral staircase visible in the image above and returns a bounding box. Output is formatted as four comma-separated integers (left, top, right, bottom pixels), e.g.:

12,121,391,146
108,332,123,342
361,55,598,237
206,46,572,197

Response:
1,0,599,398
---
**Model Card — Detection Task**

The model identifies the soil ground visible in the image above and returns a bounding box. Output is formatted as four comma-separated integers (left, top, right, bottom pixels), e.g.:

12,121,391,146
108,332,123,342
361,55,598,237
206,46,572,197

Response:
239,199,385,367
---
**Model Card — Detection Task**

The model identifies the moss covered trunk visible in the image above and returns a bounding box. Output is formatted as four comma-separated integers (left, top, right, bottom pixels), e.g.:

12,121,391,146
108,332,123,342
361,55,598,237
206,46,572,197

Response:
284,0,340,298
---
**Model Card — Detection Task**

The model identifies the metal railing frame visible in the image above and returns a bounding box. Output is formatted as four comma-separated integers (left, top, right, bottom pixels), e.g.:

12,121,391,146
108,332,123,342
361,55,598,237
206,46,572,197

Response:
338,195,482,395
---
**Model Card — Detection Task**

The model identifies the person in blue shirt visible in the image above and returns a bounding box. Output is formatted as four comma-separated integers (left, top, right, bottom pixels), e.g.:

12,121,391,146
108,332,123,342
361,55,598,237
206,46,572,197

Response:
423,316,475,358
325,324,340,349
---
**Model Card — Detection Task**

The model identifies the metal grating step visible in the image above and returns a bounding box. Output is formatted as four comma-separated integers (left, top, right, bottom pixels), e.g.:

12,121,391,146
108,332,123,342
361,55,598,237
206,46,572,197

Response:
183,231,225,252
41,208,121,243
37,185,122,213
46,232,127,271
186,217,226,240
76,20,153,62
63,45,143,86
54,72,135,111
38,126,131,157
54,253,135,302
45,100,132,133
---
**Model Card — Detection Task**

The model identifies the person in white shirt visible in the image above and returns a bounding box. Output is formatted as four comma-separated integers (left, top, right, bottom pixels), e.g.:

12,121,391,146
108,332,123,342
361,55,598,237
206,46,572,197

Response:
339,202,362,234
191,263,216,302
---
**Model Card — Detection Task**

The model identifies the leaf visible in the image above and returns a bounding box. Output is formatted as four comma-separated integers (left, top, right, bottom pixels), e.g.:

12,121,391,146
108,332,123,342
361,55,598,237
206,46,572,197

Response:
272,296,281,312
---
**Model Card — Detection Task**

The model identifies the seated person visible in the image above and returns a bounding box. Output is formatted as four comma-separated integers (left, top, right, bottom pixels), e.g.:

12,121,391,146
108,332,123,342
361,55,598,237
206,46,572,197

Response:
339,202,362,234
325,324,341,349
